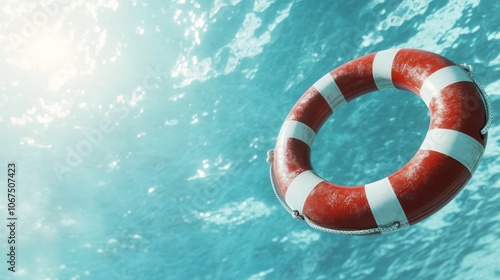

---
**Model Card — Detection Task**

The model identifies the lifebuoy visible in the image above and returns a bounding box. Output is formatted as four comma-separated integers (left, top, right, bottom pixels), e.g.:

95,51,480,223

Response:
269,49,490,234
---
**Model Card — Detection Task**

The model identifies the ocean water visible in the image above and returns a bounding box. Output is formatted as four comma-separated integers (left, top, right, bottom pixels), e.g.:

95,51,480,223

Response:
0,0,499,279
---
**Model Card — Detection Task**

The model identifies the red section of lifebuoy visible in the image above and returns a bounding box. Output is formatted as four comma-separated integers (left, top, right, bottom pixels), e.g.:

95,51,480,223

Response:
272,49,487,234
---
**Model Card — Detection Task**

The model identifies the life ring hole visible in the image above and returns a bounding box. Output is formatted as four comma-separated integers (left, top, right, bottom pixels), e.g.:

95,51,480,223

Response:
310,89,430,186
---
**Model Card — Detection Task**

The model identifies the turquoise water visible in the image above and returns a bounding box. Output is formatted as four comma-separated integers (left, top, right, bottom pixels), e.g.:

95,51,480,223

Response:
0,0,499,279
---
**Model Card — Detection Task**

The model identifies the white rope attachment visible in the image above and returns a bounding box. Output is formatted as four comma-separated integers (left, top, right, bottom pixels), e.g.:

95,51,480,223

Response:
267,149,297,218
267,149,401,235
457,63,493,136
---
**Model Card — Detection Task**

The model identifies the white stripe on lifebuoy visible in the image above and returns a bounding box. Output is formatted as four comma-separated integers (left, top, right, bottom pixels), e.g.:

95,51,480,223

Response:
365,177,409,231
278,121,316,148
420,128,484,173
372,49,400,90
420,65,472,107
313,73,346,112
285,170,324,213
278,120,316,148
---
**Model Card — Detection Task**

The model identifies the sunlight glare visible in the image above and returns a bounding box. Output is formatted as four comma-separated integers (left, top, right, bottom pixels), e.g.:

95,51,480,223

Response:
25,34,72,72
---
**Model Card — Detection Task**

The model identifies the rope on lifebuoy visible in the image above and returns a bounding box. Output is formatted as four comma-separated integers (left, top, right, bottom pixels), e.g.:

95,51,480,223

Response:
457,63,493,136
267,149,400,235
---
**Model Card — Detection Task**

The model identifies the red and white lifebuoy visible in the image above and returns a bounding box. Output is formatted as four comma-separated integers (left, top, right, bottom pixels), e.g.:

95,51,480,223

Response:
270,48,489,234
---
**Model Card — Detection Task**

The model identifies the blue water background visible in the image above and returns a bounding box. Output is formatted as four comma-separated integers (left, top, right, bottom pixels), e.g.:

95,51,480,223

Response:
0,0,499,279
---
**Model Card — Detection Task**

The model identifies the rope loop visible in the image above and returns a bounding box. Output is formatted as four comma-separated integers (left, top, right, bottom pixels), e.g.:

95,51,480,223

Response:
267,149,401,235
458,63,493,135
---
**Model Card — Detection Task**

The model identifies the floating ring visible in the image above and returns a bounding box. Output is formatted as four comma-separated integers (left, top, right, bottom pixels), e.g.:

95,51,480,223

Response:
272,49,488,234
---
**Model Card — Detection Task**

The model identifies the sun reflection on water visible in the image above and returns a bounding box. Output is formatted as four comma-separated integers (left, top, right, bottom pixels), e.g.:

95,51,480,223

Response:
26,34,71,69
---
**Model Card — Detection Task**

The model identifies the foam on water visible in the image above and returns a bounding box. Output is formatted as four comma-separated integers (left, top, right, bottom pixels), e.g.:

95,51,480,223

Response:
197,197,275,229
